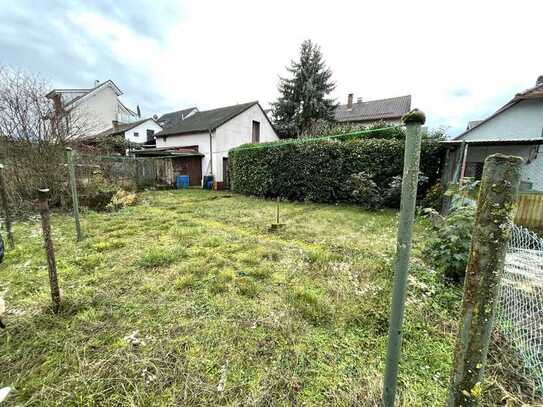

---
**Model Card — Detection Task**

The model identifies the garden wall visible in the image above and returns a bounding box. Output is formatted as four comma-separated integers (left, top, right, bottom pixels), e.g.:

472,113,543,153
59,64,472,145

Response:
229,138,443,204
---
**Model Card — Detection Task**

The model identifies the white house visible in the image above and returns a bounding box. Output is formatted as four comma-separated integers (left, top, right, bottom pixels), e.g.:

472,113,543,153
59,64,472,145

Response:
45,79,158,141
154,101,278,187
93,118,163,145
442,75,543,192
335,93,411,126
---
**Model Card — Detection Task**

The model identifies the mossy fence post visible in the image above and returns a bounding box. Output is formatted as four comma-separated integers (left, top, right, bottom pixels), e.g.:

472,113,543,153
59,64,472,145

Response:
447,154,522,406
383,109,426,406
0,164,15,248
65,147,82,241
38,188,61,314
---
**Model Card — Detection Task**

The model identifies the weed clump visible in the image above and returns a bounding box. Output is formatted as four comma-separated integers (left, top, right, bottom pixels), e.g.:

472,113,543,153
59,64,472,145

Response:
136,247,185,269
289,286,333,325
94,239,125,252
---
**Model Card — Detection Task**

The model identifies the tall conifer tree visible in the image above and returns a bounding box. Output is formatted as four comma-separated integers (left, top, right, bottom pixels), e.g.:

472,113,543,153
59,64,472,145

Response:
271,40,337,137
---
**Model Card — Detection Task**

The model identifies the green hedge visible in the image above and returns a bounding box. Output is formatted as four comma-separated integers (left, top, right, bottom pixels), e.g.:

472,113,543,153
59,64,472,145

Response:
229,138,443,204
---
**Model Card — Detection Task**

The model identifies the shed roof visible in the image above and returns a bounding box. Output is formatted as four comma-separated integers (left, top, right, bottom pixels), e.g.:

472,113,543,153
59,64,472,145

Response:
130,147,204,157
441,138,543,148
335,95,411,122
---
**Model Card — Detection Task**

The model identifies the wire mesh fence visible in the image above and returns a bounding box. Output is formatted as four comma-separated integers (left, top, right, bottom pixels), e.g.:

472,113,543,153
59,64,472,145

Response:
498,223,543,392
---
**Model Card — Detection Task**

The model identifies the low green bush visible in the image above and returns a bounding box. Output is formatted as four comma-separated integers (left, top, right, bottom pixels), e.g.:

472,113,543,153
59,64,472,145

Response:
426,205,475,282
349,171,383,210
229,137,443,206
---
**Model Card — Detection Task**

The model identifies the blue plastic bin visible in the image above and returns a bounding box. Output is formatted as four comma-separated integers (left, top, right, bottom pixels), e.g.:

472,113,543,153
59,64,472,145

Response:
176,175,189,189
203,175,214,189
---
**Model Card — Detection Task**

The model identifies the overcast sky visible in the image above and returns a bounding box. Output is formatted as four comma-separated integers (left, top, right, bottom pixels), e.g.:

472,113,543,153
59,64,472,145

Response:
1,0,542,136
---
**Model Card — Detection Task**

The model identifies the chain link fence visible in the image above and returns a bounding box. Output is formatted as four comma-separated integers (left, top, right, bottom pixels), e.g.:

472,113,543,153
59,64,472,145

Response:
498,223,543,392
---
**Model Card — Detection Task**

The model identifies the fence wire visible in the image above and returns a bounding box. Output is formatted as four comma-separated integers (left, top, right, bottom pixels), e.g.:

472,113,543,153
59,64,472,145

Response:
498,223,543,392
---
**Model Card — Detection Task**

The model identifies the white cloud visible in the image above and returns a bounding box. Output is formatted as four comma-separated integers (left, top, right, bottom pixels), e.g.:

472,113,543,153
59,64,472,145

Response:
53,0,543,135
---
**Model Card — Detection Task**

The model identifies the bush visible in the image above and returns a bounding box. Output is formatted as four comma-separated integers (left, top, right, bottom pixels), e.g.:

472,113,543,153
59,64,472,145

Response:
349,172,383,209
229,137,443,206
419,182,444,211
426,205,475,282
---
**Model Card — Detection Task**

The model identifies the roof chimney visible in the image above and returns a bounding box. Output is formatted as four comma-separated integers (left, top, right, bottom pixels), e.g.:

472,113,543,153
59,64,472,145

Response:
112,120,119,130
357,97,363,104
537,75,543,86
347,93,353,109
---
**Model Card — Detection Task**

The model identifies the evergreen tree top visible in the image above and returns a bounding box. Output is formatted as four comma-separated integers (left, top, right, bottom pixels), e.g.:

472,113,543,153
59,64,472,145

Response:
271,39,337,138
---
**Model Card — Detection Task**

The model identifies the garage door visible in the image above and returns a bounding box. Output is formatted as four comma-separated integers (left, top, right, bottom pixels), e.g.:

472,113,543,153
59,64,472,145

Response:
173,156,202,186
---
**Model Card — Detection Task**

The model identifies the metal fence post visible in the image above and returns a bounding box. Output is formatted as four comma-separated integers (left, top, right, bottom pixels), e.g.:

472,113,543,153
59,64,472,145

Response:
383,109,426,406
276,196,280,224
38,188,61,314
65,147,82,241
0,164,15,248
447,153,522,406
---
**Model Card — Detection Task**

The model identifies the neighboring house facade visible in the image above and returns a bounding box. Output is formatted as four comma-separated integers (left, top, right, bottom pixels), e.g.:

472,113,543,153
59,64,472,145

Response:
45,80,156,140
335,93,411,126
442,75,543,192
92,118,163,145
154,101,278,187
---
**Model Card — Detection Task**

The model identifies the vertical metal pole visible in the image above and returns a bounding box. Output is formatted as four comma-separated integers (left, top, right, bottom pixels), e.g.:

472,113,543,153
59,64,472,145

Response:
65,147,82,241
459,143,469,181
383,109,426,406
38,188,61,314
452,140,466,184
276,196,280,224
0,164,14,248
447,154,522,406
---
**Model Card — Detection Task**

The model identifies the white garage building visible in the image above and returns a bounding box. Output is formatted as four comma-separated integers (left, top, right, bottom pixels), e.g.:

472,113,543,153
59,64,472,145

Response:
154,101,278,188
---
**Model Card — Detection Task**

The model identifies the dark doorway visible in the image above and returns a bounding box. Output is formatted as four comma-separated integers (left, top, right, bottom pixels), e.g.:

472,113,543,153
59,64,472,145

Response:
252,121,260,143
223,157,230,189
173,156,202,186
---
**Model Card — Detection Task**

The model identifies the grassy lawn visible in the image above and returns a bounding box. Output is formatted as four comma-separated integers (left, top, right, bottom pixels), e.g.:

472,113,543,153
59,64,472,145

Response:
0,189,534,406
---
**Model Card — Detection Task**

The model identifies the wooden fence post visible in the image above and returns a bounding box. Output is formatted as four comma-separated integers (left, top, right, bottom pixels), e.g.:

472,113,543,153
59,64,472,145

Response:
447,153,522,406
383,109,426,406
0,164,14,249
38,188,61,314
65,147,82,241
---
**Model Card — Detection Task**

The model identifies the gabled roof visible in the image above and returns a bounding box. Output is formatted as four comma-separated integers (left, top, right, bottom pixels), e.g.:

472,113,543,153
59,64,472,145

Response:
157,107,198,130
156,101,260,137
85,118,159,141
335,95,411,122
46,80,123,107
455,81,543,140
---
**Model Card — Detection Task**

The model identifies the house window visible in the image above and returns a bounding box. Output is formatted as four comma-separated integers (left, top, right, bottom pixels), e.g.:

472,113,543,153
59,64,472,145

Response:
146,129,155,142
134,132,139,138
252,120,260,143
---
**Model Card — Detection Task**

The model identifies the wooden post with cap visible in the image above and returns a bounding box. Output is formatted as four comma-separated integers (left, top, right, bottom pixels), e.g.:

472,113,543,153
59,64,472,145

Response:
38,188,61,314
383,108,426,406
0,164,14,248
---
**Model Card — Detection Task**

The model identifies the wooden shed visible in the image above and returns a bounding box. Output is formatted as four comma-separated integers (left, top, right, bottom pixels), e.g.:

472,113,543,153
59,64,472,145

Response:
131,147,204,187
